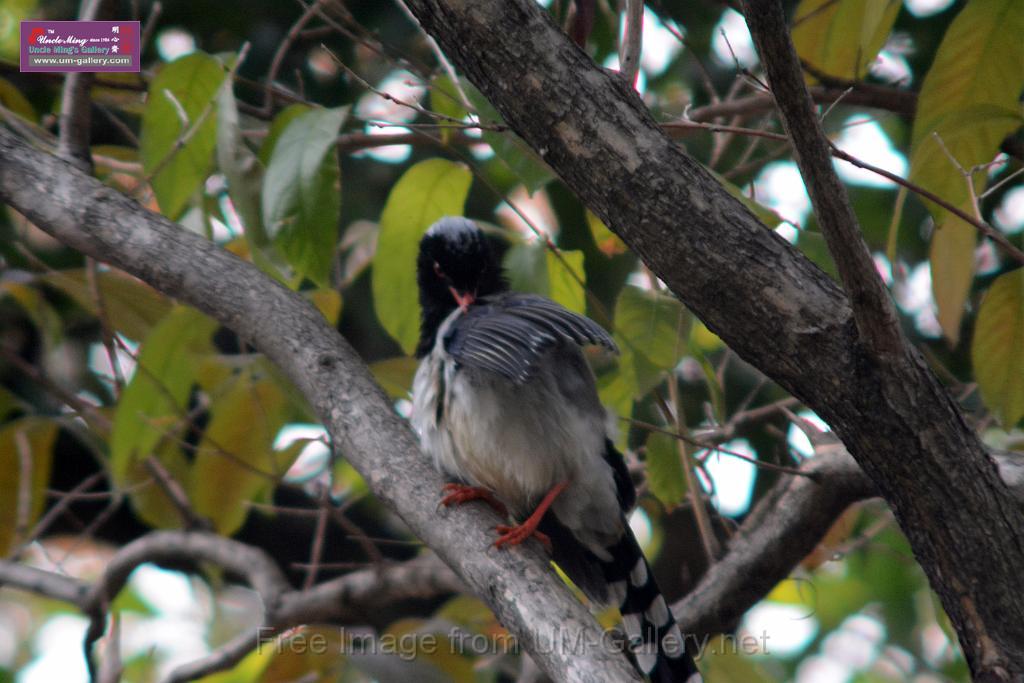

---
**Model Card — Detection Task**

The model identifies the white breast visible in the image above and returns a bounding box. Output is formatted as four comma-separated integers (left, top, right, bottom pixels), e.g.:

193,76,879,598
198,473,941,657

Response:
411,309,623,546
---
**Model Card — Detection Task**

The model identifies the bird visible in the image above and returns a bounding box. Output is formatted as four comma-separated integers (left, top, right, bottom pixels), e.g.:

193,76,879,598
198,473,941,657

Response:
411,216,702,682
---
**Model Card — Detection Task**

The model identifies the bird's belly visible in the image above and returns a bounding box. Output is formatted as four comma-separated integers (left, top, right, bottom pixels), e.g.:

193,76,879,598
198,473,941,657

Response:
443,368,606,516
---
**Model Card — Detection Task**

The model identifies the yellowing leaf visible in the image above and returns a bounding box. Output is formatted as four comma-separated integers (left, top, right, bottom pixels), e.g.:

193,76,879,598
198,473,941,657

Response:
111,306,217,488
190,374,290,534
43,269,171,341
305,288,343,324
370,356,420,399
372,159,472,355
910,0,1024,341
0,418,56,555
0,77,36,121
140,52,227,220
972,269,1024,426
586,211,627,257
930,219,976,344
546,250,586,314
911,0,1024,148
793,0,901,80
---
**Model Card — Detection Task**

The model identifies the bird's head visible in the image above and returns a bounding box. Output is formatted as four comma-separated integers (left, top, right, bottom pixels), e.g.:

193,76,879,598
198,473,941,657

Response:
417,217,504,314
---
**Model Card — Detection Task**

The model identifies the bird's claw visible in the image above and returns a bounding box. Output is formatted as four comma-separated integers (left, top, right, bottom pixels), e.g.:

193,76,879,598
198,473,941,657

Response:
439,483,508,517
493,523,552,552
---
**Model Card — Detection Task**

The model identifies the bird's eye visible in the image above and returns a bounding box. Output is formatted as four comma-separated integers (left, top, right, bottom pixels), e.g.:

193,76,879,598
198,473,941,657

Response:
433,261,445,279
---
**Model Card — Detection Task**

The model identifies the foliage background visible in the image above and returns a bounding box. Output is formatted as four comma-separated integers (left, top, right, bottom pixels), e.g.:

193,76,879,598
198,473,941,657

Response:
0,0,1021,681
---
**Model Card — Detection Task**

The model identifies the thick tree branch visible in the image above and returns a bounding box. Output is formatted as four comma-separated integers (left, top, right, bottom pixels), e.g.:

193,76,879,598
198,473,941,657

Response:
672,442,875,636
399,0,1024,677
0,126,638,683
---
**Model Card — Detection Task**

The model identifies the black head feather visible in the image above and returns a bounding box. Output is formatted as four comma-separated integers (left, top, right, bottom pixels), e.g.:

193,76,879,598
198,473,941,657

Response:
416,217,506,357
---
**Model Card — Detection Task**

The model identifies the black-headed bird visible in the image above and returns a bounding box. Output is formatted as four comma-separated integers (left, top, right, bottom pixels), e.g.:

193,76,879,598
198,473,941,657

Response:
412,216,701,682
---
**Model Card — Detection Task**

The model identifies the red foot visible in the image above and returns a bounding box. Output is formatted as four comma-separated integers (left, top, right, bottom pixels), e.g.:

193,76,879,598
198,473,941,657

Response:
440,483,508,517
492,480,569,552
494,523,552,551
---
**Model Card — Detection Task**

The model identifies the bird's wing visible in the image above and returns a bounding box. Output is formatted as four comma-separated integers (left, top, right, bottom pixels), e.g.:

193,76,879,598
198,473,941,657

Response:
443,294,617,383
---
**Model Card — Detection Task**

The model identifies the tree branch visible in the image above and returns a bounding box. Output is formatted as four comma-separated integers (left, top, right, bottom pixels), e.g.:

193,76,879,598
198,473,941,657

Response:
672,440,875,636
0,125,639,683
743,0,903,360
399,0,1024,676
56,0,113,170
1,532,463,683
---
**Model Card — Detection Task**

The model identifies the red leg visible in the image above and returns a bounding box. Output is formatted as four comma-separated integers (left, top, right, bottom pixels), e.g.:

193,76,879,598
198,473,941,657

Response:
440,483,508,517
494,480,569,551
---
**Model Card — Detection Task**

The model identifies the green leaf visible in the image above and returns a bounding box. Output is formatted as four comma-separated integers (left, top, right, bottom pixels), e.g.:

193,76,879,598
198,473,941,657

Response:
503,241,549,296
430,74,469,144
0,0,35,62
1,282,62,347
42,269,172,341
216,81,265,244
911,106,1023,342
909,0,1024,341
0,386,27,423
258,104,311,166
371,159,473,354
370,356,420,399
546,250,586,314
261,106,348,286
911,0,1024,150
614,285,687,370
140,52,227,220
0,77,36,122
644,432,686,508
190,373,290,534
792,0,901,80
709,168,786,229
972,269,1024,427
465,82,553,193
0,418,56,555
502,243,587,314
110,306,217,488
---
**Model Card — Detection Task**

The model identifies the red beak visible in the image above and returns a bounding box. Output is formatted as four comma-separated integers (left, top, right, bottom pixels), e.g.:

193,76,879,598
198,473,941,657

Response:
448,287,475,313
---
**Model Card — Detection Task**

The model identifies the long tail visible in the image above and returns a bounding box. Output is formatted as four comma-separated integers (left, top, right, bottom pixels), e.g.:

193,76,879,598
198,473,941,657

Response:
602,530,702,682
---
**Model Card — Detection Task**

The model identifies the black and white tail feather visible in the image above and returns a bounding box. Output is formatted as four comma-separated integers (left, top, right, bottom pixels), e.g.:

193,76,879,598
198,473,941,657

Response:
539,441,701,683
413,217,702,682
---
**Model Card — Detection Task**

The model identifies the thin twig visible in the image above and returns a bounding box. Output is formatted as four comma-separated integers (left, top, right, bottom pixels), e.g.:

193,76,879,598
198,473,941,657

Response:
829,144,1024,265
13,430,33,554
263,0,326,116
655,389,721,562
617,0,644,86
86,258,126,396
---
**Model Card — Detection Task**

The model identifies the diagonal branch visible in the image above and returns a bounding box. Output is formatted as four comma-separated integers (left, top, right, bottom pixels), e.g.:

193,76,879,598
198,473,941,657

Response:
672,441,876,636
0,124,638,683
397,0,1024,676
56,0,114,170
0,533,463,683
742,0,903,360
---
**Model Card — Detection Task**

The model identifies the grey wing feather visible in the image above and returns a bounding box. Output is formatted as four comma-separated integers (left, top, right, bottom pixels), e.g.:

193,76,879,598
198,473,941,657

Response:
444,294,617,383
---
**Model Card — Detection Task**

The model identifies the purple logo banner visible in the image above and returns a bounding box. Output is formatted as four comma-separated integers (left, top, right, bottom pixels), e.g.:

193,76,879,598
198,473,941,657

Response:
20,21,141,73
